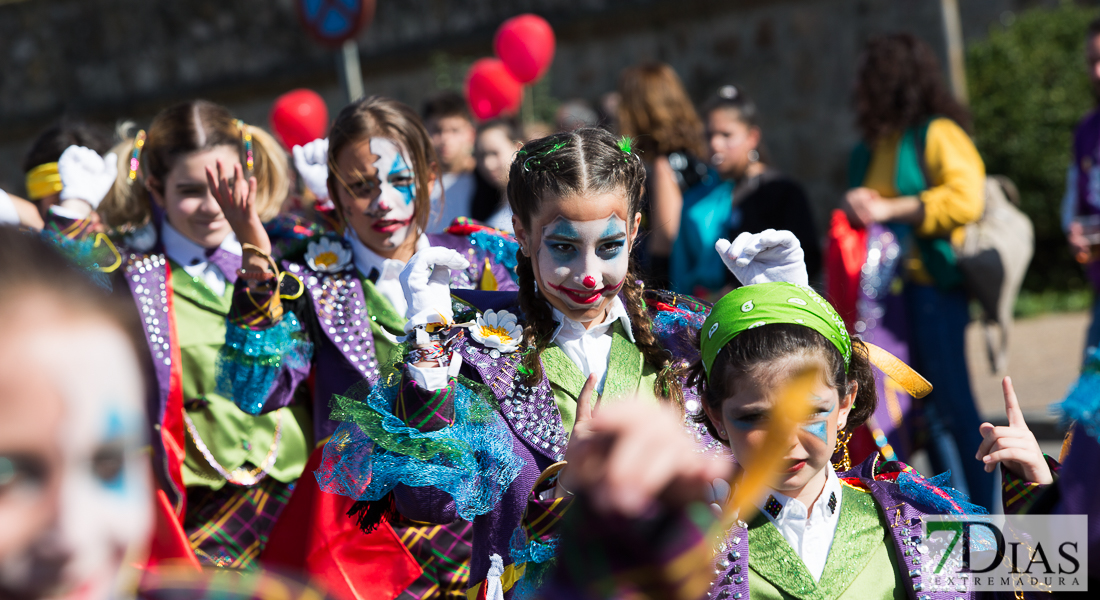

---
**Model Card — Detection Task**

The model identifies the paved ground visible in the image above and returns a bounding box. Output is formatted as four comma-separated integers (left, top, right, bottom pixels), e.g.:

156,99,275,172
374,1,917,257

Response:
966,310,1088,428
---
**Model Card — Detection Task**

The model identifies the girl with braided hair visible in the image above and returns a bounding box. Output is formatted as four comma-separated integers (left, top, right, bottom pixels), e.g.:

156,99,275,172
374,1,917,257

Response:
317,127,722,599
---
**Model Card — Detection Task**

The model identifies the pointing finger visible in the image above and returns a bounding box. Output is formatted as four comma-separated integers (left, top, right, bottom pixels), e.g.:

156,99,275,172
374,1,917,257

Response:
1002,376,1025,428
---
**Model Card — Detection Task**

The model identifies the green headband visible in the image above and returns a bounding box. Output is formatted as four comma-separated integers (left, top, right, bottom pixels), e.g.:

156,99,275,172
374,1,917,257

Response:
700,282,851,379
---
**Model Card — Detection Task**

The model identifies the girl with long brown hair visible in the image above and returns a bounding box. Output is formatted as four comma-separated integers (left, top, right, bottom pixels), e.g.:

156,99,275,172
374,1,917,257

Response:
617,62,710,286
210,95,517,597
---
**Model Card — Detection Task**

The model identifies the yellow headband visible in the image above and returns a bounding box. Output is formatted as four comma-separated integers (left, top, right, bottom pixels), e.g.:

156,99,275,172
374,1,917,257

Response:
25,162,61,200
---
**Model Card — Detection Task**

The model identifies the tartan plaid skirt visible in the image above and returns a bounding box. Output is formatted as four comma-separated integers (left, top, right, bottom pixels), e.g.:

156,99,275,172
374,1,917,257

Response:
393,517,474,600
184,477,294,570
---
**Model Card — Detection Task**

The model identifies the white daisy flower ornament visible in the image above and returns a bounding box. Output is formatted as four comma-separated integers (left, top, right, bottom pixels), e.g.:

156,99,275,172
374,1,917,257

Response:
470,309,523,354
305,238,352,273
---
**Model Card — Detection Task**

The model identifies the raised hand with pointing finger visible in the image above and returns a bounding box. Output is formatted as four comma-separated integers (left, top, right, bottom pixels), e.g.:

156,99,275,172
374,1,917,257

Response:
975,376,1053,485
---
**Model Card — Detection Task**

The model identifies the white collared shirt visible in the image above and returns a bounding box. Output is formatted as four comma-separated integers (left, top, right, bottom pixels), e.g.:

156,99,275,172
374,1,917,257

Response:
755,466,844,581
161,222,241,296
550,297,635,393
345,229,430,317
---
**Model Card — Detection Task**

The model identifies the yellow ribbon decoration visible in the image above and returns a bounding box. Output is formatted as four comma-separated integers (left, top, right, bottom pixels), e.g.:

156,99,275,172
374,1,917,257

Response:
25,162,61,200
862,341,933,399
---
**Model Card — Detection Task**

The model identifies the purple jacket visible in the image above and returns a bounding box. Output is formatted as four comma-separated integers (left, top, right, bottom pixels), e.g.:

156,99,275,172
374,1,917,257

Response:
226,232,518,443
387,290,718,597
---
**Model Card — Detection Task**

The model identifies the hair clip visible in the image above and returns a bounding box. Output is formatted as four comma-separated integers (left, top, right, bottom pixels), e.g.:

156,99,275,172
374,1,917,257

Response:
616,135,638,163
127,130,146,184
719,85,740,100
236,119,254,172
521,140,568,172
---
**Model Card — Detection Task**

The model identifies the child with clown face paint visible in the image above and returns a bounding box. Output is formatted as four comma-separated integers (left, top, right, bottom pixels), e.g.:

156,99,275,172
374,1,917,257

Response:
212,96,516,598
520,257,1059,600
316,128,726,599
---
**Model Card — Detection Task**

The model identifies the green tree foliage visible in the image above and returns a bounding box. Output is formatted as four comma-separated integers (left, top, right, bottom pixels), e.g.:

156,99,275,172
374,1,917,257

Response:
967,2,1099,292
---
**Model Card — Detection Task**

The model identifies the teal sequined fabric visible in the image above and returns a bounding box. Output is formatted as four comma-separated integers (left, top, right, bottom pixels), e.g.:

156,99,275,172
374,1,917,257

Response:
469,230,520,284
216,312,314,415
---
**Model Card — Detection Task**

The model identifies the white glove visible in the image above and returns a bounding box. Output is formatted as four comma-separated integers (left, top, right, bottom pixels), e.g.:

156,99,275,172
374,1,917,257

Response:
0,189,17,225
58,145,118,209
716,229,808,286
292,138,330,202
703,477,732,518
400,247,470,333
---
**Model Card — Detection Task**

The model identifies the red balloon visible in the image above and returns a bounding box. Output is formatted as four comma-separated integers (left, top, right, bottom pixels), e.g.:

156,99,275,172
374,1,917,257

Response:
465,58,524,121
493,14,555,84
269,89,330,150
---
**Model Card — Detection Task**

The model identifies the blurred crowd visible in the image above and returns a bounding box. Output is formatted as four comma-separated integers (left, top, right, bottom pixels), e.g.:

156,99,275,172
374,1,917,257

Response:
1,21,1099,600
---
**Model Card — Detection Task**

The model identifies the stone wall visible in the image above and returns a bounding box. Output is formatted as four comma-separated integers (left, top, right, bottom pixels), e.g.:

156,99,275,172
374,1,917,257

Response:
0,0,1049,228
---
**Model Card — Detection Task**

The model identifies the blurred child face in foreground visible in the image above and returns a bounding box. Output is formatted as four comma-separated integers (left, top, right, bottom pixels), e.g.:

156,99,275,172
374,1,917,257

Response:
148,145,240,248
703,352,855,497
0,295,150,600
514,191,640,326
333,137,421,256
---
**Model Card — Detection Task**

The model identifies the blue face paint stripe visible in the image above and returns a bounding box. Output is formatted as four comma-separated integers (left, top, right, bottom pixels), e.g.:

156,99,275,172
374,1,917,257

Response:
801,420,829,444
385,151,415,205
600,217,626,239
545,218,580,240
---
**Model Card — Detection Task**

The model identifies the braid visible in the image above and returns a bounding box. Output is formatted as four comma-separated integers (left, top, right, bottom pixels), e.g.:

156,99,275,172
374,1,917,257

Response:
621,270,684,405
516,250,556,385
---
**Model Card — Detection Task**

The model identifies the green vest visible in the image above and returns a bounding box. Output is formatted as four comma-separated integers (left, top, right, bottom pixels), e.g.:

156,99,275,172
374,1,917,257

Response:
171,262,312,491
541,321,657,434
359,276,406,367
746,483,906,600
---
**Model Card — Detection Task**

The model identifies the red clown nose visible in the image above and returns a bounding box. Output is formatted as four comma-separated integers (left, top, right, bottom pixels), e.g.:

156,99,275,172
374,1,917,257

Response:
582,276,597,288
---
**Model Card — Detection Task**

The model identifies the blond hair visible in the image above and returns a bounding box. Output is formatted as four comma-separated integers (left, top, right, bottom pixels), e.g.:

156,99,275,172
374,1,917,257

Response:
102,101,289,232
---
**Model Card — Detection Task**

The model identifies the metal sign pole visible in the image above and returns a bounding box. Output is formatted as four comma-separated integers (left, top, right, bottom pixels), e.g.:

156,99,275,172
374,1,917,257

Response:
940,0,969,105
337,39,364,103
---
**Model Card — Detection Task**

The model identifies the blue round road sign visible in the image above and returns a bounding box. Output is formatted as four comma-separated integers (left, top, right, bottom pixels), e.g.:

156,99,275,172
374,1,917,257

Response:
297,0,375,46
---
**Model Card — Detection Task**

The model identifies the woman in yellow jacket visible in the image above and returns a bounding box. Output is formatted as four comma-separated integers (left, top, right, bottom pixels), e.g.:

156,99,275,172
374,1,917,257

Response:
840,33,992,510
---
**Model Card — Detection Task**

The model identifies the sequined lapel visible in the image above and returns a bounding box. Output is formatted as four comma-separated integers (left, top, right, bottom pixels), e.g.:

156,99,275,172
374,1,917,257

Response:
289,262,381,383
124,252,172,399
710,523,751,600
456,339,567,462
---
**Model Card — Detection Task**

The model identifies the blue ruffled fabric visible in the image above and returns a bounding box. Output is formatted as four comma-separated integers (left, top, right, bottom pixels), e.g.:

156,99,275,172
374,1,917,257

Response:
897,470,988,515
469,230,520,284
216,312,314,415
652,304,707,336
1052,348,1100,443
316,375,524,520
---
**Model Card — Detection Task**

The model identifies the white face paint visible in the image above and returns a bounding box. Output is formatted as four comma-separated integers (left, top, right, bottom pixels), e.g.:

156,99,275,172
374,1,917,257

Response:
531,204,634,325
0,315,150,600
335,137,419,256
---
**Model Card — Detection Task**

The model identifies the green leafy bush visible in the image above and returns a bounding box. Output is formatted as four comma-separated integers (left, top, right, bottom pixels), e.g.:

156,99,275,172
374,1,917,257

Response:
967,2,1098,292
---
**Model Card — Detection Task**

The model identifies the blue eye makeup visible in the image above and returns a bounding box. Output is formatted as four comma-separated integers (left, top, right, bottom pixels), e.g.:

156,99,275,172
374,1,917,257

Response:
387,153,416,205
800,400,835,443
